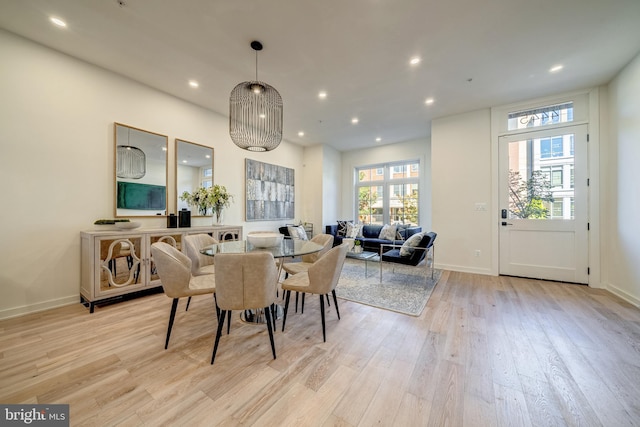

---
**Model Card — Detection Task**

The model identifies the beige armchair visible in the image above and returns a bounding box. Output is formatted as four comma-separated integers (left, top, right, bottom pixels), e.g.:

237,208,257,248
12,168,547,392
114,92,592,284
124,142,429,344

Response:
281,233,334,312
211,252,279,365
281,242,349,342
150,242,216,349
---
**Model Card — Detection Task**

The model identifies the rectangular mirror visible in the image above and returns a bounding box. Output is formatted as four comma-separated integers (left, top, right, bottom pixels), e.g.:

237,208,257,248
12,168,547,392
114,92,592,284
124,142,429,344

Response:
114,123,168,217
175,139,214,216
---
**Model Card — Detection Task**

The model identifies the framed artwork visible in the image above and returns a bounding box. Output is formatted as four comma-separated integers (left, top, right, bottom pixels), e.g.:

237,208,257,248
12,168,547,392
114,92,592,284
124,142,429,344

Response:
245,159,294,221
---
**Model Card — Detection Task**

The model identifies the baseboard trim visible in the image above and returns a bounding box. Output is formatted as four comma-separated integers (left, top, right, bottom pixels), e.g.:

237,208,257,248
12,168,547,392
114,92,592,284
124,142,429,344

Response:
435,263,494,276
606,283,640,308
0,295,79,321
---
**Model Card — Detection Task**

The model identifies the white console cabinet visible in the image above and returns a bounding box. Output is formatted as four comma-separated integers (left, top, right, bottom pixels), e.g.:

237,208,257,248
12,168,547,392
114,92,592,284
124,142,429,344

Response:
80,225,242,312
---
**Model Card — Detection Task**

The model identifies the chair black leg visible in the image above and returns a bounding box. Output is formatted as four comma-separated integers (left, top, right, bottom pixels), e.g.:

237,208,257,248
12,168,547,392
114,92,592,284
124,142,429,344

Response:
270,303,277,331
264,306,276,359
319,294,326,342
211,309,227,364
332,290,340,320
227,311,231,334
301,292,305,313
282,290,291,332
295,292,299,313
165,298,179,349
185,296,192,311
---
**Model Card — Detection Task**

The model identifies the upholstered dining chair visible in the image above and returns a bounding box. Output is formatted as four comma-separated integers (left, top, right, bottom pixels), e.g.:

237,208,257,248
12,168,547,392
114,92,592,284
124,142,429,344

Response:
281,233,335,312
150,242,216,350
281,242,349,342
183,234,218,311
211,252,279,365
184,234,218,276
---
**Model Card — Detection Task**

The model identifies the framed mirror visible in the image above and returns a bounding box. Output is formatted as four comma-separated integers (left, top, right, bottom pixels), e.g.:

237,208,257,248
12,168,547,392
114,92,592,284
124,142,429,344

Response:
114,123,168,217
175,139,214,216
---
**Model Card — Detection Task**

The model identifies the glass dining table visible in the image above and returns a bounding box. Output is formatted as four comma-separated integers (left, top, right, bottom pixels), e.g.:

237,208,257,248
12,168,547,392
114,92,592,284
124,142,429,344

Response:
200,238,323,324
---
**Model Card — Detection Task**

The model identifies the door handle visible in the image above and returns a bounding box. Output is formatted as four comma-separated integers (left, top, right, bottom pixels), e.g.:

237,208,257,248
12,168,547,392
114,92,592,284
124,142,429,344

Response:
501,222,513,226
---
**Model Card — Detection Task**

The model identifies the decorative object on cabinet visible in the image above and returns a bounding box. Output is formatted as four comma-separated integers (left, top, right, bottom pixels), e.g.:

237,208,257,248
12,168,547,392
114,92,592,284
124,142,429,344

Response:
179,209,191,227
229,41,283,152
114,123,168,218
245,159,294,221
80,225,242,313
175,139,214,215
167,213,177,228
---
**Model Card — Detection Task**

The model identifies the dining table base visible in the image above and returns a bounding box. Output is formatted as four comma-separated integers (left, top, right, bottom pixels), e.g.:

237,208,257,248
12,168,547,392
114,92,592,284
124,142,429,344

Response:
240,305,284,325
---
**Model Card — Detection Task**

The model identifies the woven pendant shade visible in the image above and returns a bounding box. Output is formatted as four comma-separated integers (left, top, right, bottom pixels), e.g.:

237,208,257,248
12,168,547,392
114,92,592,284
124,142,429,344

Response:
229,41,283,152
116,145,146,179
229,80,283,151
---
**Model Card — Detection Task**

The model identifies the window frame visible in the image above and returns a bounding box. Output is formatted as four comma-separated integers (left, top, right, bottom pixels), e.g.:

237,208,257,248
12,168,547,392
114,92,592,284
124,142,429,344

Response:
355,160,420,226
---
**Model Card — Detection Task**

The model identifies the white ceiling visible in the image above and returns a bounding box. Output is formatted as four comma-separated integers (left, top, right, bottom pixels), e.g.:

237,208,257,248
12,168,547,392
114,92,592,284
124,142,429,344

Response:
2,0,640,152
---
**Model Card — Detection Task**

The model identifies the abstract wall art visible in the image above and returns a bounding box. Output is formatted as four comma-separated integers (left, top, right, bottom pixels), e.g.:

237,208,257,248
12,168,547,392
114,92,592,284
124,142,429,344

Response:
245,159,295,221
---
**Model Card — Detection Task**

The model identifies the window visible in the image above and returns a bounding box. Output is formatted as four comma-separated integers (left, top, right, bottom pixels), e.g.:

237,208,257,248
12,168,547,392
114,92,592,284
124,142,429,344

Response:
541,166,563,188
201,167,212,188
540,137,564,158
508,102,574,131
356,161,419,225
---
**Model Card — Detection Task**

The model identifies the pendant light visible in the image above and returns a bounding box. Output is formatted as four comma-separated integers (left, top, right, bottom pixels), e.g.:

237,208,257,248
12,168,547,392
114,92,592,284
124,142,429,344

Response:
229,41,283,152
116,128,146,179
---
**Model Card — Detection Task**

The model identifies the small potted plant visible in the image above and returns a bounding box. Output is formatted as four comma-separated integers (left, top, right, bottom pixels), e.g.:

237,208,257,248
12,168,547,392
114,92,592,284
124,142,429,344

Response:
353,240,363,253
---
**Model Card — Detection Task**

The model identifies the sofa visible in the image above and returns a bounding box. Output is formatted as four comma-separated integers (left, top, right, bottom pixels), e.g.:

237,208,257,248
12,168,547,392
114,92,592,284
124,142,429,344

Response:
325,221,422,253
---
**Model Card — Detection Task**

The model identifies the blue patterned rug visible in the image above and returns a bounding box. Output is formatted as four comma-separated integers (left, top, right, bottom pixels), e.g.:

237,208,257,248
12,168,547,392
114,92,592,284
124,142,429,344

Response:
336,258,441,316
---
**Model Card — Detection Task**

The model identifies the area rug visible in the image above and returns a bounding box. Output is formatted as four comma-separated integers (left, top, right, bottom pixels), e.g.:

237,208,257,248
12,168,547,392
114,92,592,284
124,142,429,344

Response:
335,258,442,316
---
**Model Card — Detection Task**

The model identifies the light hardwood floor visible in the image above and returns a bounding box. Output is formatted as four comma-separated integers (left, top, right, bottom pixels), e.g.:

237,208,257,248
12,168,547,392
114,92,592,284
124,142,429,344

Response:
1,271,640,426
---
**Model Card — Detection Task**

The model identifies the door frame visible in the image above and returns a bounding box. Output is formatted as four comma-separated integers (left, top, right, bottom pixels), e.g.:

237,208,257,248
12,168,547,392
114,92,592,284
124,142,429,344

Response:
490,89,602,287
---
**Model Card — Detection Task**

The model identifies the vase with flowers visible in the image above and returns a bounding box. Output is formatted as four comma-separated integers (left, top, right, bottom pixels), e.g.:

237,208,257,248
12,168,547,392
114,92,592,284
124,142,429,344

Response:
180,184,234,225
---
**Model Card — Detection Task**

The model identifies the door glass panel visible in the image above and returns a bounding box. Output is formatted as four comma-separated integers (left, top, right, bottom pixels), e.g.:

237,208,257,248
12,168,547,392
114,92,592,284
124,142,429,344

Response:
507,132,575,220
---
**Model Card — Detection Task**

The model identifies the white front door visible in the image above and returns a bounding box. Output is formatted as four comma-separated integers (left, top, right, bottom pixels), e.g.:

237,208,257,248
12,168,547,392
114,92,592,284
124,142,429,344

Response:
499,124,589,283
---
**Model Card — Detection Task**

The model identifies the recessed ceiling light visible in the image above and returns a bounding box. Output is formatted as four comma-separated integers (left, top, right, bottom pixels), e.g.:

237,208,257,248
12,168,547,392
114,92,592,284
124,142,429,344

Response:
549,64,564,73
318,91,327,99
410,56,421,65
50,17,67,27
351,118,359,124
182,160,188,164
425,98,435,105
298,131,304,137
205,154,210,159
188,80,199,88
375,137,382,142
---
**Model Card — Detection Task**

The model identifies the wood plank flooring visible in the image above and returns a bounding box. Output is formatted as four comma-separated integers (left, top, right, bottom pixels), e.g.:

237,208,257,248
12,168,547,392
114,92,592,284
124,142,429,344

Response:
1,271,640,426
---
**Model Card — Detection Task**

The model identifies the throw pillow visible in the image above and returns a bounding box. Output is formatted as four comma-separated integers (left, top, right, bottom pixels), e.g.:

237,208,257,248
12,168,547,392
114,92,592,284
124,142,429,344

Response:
395,223,408,241
287,225,308,240
378,224,397,241
337,220,351,237
346,222,363,238
400,232,424,256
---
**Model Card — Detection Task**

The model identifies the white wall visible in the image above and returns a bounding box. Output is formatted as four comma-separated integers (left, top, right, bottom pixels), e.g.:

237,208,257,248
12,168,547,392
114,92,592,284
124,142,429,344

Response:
339,138,432,230
0,30,305,318
431,110,493,275
604,52,640,305
321,144,342,228
301,144,323,235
